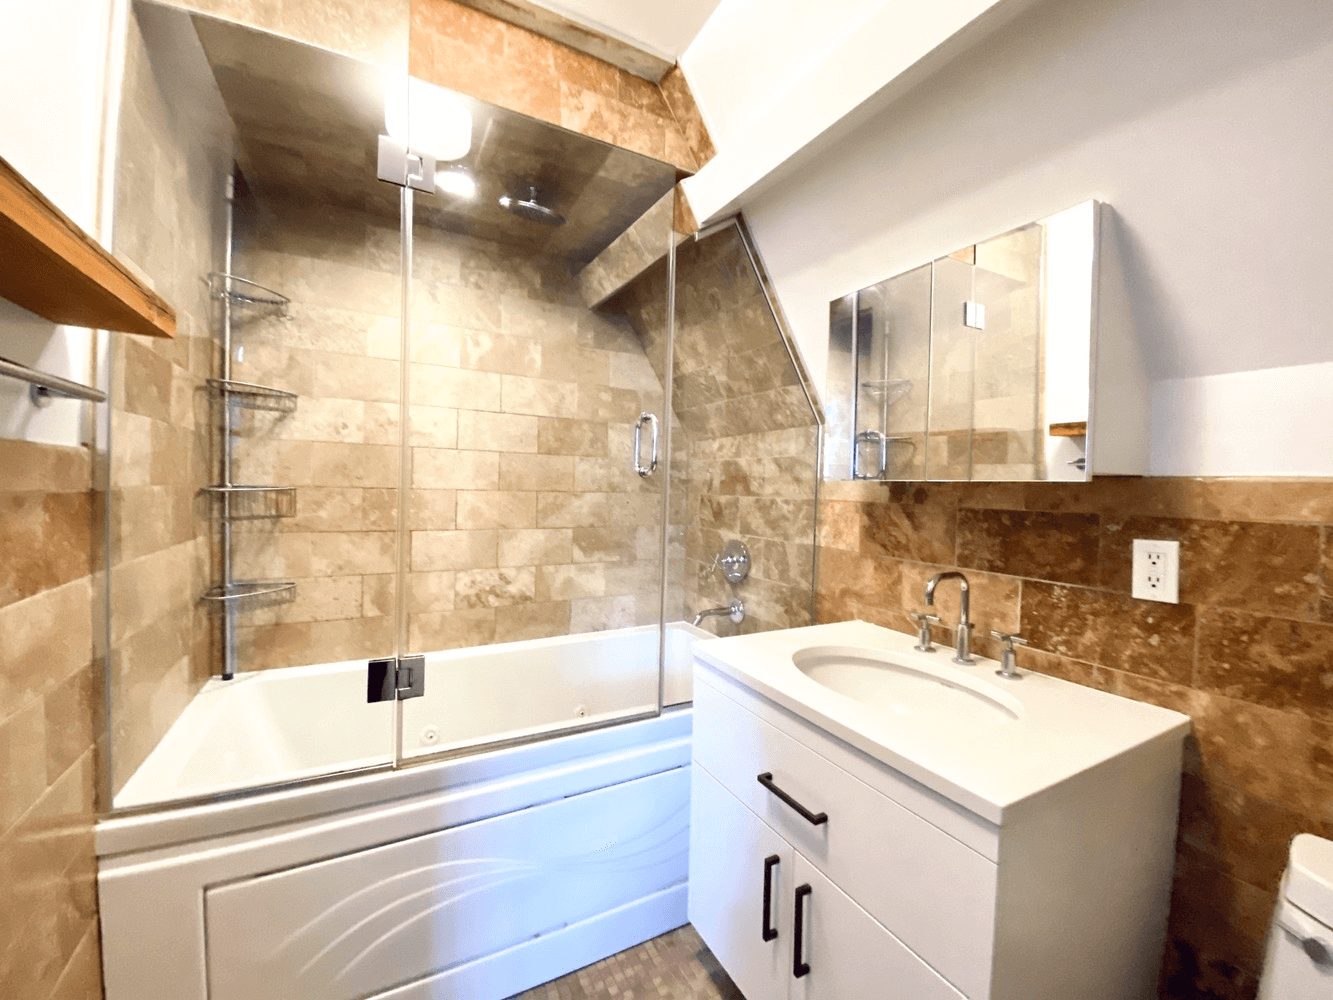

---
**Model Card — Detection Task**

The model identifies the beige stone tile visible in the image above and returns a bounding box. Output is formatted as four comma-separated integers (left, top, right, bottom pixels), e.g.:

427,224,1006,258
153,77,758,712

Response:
362,573,395,618
576,384,641,422
407,571,456,613
407,405,457,448
498,454,575,491
47,919,102,1000
266,396,366,443
411,364,502,411
498,528,574,567
0,491,90,611
609,352,662,392
574,456,639,492
456,491,536,529
412,529,498,572
540,346,611,385
457,411,539,453
538,417,609,457
42,665,96,786
247,575,365,626
0,440,91,493
456,567,537,609
409,608,496,651
537,492,610,528
306,532,397,577
278,441,400,489
500,294,580,342
419,282,502,331
493,602,571,644
460,331,542,376
570,595,638,633
500,374,578,418
573,526,637,564
409,322,463,368
409,489,456,530
0,697,47,833
537,563,608,601
109,543,194,644
412,448,499,490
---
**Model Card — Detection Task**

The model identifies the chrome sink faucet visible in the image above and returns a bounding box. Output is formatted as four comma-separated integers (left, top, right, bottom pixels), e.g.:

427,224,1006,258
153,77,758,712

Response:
924,571,974,664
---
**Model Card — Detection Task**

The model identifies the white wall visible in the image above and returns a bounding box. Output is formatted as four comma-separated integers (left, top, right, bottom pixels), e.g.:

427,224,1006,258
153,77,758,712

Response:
0,0,120,446
529,0,723,62
727,0,1333,476
679,0,1028,223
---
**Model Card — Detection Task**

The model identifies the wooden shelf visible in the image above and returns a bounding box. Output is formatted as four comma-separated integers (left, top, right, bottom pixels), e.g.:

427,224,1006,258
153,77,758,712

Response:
1048,421,1088,438
0,156,175,338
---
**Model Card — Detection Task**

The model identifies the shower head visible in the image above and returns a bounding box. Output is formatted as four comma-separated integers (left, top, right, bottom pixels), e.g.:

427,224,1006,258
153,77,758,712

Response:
498,185,565,226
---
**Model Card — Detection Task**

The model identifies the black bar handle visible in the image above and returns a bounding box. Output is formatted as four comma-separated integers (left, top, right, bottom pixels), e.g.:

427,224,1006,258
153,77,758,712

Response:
762,854,780,942
757,772,828,825
793,883,812,978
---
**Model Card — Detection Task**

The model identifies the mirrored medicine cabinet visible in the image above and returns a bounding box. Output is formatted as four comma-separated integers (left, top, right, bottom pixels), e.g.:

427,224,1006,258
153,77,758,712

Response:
825,200,1146,484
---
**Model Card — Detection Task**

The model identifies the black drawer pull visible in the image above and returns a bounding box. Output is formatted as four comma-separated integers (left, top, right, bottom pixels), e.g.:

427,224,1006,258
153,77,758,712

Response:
762,854,779,942
757,772,828,825
793,883,812,978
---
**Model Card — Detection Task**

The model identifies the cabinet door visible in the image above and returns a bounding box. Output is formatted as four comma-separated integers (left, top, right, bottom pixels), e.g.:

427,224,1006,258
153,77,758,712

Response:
789,853,964,1000
690,764,793,1000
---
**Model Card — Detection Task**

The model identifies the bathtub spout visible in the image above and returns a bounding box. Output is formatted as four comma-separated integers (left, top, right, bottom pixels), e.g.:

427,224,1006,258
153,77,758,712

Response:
692,598,745,627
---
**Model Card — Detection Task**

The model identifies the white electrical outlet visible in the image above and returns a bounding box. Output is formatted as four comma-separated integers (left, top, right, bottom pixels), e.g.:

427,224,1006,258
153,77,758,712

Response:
1132,539,1180,603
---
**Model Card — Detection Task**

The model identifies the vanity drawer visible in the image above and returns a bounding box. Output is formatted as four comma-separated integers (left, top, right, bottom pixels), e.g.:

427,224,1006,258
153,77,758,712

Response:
693,669,998,999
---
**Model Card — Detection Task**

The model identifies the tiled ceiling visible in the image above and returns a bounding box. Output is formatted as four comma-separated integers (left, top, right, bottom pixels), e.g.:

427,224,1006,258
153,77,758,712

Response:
191,11,677,267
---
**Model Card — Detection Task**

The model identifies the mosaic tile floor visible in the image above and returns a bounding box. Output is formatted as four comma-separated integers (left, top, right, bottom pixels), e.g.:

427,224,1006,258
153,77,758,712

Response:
508,924,747,1000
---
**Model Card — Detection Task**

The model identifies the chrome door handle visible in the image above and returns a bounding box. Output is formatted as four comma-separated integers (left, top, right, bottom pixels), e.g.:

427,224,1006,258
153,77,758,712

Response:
633,412,659,478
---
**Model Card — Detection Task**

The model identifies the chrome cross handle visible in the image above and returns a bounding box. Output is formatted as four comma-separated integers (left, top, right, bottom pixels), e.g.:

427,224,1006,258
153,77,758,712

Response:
989,631,1029,680
908,611,941,652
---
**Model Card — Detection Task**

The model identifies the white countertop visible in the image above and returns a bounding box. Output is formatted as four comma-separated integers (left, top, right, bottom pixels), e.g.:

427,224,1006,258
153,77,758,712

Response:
692,620,1192,824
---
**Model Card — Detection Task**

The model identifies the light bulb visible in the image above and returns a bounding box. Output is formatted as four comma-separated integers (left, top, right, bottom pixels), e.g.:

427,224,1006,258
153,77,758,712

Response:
436,168,478,200
384,78,472,162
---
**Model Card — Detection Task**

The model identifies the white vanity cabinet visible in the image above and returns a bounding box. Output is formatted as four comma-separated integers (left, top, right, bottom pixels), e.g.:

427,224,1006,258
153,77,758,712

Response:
688,624,1191,1000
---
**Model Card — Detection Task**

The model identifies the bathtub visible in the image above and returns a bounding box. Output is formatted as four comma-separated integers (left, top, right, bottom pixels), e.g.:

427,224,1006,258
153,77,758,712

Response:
114,621,702,810
97,622,707,1000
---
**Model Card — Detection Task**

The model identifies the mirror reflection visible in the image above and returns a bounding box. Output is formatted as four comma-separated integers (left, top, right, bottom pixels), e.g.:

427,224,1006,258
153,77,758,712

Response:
825,201,1099,483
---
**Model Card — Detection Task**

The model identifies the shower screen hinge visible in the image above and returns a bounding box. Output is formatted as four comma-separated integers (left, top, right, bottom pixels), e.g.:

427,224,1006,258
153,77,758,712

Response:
963,301,986,330
367,654,426,702
377,135,436,193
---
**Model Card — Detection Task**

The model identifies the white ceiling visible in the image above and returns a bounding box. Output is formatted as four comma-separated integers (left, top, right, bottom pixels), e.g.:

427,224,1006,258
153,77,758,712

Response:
525,0,724,61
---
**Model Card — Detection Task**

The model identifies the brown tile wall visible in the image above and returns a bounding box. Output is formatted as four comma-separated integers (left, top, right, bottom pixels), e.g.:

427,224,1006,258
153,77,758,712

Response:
611,230,820,637
410,0,713,173
227,196,672,664
816,476,1333,1000
0,439,102,1000
107,5,233,793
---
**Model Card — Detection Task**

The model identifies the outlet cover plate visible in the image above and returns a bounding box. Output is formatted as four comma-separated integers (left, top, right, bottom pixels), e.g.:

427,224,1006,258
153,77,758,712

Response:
1132,538,1180,603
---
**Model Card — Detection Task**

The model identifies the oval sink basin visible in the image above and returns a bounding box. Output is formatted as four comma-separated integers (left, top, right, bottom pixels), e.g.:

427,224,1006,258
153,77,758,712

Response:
791,645,1021,725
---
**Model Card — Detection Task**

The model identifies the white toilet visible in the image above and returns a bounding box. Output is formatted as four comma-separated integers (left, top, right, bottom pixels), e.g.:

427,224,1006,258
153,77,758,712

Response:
1259,834,1333,997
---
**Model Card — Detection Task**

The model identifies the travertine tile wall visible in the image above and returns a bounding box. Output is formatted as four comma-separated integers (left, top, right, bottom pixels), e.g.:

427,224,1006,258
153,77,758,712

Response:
108,4,232,792
817,477,1333,1000
228,196,672,665
610,230,820,636
0,440,103,1000
410,0,712,173
162,0,410,68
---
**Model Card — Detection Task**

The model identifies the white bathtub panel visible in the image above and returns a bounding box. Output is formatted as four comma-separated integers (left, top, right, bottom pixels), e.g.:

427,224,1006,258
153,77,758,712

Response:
375,884,688,1000
99,716,690,1000
204,767,691,1000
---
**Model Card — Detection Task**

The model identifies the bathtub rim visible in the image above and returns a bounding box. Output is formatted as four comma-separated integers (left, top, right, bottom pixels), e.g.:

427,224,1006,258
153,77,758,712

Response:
96,706,693,859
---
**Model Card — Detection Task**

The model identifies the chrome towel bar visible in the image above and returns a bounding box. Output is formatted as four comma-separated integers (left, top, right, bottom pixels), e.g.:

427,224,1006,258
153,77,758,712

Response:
0,355,106,403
